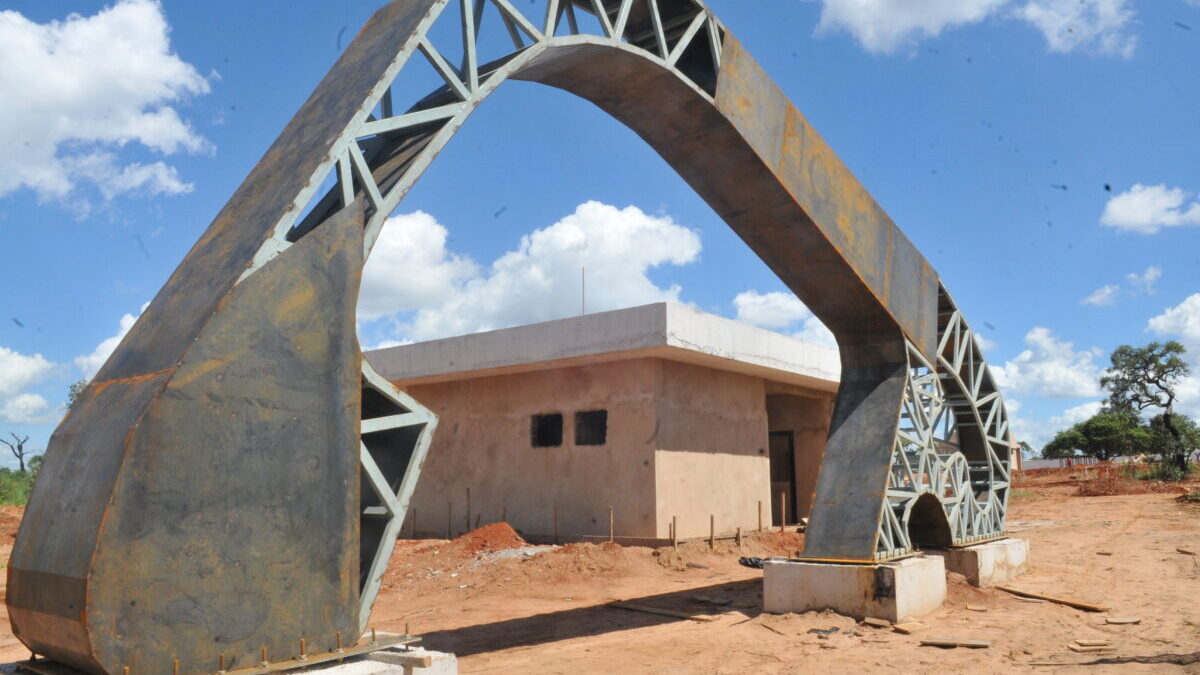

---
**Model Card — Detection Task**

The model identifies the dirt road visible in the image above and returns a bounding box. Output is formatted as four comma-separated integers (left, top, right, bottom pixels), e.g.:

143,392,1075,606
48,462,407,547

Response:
0,474,1197,673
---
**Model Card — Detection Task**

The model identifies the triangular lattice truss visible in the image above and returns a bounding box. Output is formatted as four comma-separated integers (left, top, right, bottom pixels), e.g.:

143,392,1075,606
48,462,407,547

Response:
876,287,1012,560
233,0,726,623
239,0,725,276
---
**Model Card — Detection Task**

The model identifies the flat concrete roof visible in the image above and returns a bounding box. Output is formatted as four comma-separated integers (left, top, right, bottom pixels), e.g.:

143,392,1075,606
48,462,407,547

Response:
366,303,841,393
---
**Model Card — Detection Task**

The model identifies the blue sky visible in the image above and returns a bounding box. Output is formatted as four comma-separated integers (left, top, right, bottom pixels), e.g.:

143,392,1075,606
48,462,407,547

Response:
1,0,1199,464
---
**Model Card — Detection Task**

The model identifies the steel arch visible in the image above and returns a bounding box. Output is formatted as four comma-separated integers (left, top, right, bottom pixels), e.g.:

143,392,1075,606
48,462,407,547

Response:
10,2,1013,673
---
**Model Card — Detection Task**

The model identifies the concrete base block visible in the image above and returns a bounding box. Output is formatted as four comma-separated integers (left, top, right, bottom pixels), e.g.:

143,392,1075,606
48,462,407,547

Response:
930,537,1030,587
762,554,946,622
304,647,458,674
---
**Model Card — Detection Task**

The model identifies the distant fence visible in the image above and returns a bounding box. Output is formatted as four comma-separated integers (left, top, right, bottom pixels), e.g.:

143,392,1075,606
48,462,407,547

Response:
1020,457,1102,470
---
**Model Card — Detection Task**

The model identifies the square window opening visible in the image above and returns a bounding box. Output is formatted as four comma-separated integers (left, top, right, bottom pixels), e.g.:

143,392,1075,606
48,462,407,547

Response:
531,413,563,447
575,410,608,446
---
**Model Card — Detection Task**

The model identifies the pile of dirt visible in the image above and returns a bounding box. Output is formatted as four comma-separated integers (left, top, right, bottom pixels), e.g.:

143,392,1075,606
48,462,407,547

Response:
449,522,526,554
1076,474,1191,496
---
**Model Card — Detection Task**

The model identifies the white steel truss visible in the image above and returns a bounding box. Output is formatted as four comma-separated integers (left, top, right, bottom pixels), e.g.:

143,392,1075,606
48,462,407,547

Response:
357,360,437,630
875,288,1012,560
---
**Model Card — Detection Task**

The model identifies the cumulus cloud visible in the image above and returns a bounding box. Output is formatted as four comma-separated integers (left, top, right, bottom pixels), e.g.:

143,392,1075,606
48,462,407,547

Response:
359,211,477,321
812,0,1136,56
1016,0,1137,57
1101,184,1200,234
992,327,1103,398
1126,266,1161,295
0,0,211,209
732,290,837,348
1081,284,1119,307
361,202,701,342
0,346,55,423
74,305,146,379
815,0,1009,54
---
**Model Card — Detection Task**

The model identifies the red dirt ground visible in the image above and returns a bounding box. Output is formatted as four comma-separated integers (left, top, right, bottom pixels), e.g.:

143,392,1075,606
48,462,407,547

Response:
0,468,1197,673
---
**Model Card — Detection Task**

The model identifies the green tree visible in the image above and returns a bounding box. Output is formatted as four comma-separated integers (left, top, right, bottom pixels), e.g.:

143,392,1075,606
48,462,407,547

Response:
1101,341,1192,475
66,379,89,410
1042,410,1151,461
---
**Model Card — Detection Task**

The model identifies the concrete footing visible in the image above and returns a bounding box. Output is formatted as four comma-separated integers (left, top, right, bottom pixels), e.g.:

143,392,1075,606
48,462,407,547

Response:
306,646,458,674
930,537,1030,587
762,554,946,622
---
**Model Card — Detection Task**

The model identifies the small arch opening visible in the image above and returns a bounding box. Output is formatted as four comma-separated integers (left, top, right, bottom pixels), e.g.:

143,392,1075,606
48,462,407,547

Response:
906,492,952,549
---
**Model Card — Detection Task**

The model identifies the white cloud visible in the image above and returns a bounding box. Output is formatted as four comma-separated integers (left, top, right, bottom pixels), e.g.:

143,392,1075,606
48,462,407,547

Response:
74,305,146,379
992,327,1103,398
0,0,211,209
362,202,701,342
732,290,837,348
811,0,1135,56
0,346,56,424
359,211,477,321
1148,293,1200,349
975,334,998,353
1101,184,1200,234
1081,284,1119,307
1126,266,1161,295
1050,400,1104,428
815,0,1009,54
1016,0,1137,57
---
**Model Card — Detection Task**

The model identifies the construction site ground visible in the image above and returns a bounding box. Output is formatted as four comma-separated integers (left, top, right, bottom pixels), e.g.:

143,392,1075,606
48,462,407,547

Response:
0,466,1197,673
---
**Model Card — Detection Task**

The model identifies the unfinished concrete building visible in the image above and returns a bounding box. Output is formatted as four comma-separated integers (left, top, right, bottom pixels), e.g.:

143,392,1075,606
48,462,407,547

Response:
367,302,838,542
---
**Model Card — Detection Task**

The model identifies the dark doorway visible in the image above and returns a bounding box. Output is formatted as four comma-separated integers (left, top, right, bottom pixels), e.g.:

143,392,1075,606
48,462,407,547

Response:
768,431,796,526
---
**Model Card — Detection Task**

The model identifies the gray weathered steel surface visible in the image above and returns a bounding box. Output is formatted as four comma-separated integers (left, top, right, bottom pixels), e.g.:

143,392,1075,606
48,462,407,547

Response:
9,1,1012,673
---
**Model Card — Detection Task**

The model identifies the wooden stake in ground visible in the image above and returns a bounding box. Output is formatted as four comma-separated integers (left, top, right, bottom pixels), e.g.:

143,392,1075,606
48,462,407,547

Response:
709,514,715,549
995,586,1109,612
672,515,678,549
609,506,614,543
736,527,742,547
779,493,786,533
758,500,763,532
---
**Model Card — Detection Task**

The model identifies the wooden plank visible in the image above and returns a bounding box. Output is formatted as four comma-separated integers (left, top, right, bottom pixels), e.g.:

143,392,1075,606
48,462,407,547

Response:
920,637,990,649
1106,616,1141,625
862,617,891,628
966,605,987,612
1177,547,1196,556
1074,639,1111,647
610,601,717,622
892,622,922,635
1069,644,1114,653
995,585,1109,612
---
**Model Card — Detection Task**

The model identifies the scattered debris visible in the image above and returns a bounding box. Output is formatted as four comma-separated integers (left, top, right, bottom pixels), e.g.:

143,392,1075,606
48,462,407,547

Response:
609,601,717,623
1106,616,1141,625
861,617,891,628
759,623,786,636
807,627,840,636
921,638,990,649
1069,643,1113,653
892,623,922,635
995,586,1109,612
738,557,766,569
1074,639,1111,647
1096,551,1113,556
686,562,710,570
966,605,987,612
691,595,732,606
1014,596,1046,604
1177,547,1196,556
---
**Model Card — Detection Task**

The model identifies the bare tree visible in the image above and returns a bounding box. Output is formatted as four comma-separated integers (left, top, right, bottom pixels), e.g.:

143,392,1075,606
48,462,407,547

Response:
1,433,31,473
